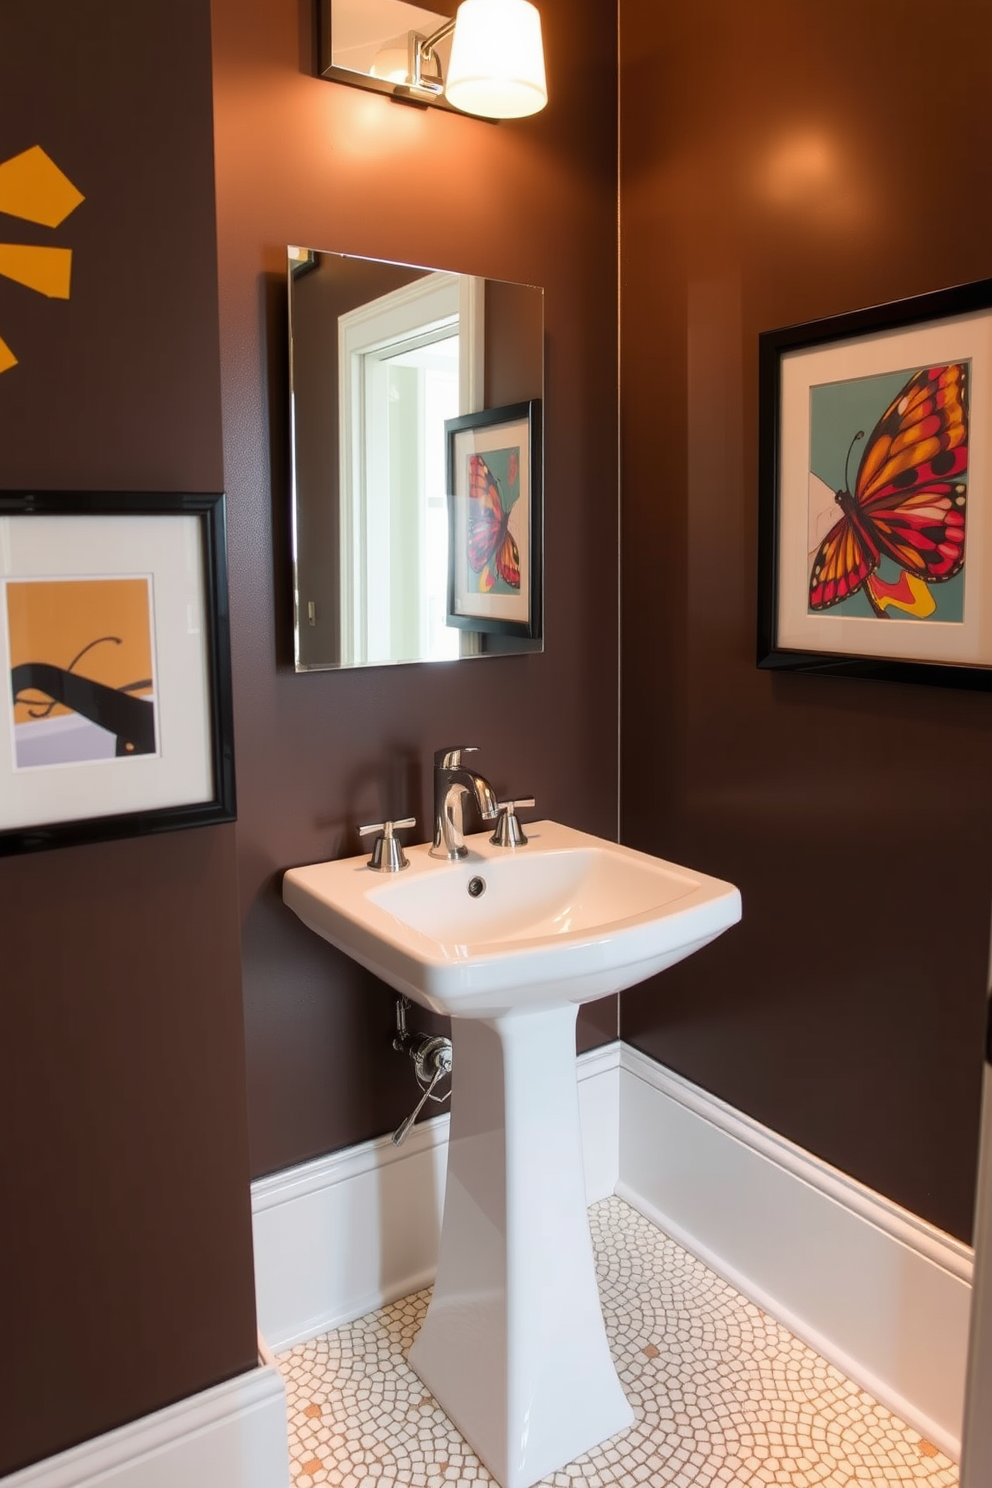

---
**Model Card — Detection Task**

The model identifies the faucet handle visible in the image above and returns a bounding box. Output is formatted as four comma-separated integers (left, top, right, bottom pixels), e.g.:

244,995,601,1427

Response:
434,745,478,767
489,797,535,848
357,816,416,872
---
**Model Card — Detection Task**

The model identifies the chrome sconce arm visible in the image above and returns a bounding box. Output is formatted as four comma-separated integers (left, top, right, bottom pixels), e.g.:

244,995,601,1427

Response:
400,18,455,99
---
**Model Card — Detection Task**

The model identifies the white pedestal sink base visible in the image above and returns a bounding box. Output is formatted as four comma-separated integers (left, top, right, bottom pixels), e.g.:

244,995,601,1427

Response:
408,1005,634,1488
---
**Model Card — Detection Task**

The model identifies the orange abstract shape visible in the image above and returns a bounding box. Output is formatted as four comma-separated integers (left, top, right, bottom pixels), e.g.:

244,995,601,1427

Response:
866,570,937,618
0,145,85,227
0,243,72,298
8,577,154,726
0,145,83,375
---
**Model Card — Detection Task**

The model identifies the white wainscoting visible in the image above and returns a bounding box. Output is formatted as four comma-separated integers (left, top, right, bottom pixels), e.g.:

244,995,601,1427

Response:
3,1366,289,1488
250,1039,972,1462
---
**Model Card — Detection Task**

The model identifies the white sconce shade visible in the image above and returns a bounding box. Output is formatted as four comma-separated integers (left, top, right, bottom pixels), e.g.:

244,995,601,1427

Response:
445,0,548,119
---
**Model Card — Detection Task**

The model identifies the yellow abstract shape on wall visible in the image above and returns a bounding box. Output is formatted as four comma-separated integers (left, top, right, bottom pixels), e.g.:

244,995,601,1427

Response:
0,243,72,298
0,144,84,374
0,145,85,227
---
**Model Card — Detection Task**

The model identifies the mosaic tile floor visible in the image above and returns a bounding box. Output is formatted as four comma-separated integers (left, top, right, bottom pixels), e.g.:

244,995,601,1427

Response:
278,1196,959,1487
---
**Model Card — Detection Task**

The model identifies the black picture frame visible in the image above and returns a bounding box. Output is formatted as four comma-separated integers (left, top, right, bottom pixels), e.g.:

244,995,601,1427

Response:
757,277,992,688
0,490,236,855
445,400,542,640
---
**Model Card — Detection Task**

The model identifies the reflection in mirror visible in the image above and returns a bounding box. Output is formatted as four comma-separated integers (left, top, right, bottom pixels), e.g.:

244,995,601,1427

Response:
320,0,458,109
289,248,544,671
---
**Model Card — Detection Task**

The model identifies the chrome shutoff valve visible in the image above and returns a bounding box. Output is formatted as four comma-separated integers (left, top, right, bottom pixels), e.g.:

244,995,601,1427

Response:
392,996,453,1146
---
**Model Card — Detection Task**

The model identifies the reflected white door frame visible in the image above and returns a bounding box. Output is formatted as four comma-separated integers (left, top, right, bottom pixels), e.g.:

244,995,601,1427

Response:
337,272,484,667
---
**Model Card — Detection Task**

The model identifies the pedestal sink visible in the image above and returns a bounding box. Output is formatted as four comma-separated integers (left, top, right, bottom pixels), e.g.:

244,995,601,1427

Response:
283,821,741,1488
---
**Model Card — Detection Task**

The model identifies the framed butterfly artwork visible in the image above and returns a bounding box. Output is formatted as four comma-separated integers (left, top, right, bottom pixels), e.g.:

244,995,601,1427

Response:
757,277,992,688
445,400,542,639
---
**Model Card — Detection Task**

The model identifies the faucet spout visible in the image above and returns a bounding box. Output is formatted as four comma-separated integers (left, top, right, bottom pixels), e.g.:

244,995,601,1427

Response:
430,746,499,860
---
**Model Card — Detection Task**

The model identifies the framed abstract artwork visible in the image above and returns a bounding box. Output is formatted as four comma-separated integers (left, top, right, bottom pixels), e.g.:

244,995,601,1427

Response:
445,400,542,639
0,490,236,855
757,277,992,687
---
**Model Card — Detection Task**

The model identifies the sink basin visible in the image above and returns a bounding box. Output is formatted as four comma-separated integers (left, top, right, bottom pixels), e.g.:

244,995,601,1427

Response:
282,819,741,1019
283,820,741,1488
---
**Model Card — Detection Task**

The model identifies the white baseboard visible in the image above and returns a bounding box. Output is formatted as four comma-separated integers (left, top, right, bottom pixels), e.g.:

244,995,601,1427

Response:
576,1038,622,1201
251,1041,622,1352
252,1104,450,1352
249,1038,971,1464
3,1366,289,1488
618,1045,972,1462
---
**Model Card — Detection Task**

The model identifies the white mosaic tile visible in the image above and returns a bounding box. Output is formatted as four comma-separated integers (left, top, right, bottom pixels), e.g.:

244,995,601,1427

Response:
278,1196,958,1487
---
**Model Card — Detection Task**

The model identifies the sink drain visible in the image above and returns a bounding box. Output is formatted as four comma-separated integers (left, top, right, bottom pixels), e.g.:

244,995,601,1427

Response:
467,875,486,898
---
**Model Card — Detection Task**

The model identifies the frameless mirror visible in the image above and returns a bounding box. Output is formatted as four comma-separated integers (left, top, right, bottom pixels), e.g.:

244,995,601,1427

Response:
289,247,544,670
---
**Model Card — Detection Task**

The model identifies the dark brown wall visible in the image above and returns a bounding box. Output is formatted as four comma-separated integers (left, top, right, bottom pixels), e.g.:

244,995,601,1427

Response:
619,0,992,1242
485,278,544,406
0,2,257,1476
212,0,619,1179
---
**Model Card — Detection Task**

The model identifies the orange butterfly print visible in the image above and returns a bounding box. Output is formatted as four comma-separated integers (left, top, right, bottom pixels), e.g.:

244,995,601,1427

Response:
467,453,521,592
808,363,968,617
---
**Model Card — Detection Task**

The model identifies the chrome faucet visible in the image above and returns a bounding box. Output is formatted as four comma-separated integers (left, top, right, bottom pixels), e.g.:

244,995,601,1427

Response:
429,746,499,860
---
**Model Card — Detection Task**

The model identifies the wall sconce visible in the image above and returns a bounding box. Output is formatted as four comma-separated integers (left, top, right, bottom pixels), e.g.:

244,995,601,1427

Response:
318,0,548,120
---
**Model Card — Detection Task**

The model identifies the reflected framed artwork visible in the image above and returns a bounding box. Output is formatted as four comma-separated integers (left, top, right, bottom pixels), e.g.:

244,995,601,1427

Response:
0,490,236,855
445,400,542,639
757,277,992,687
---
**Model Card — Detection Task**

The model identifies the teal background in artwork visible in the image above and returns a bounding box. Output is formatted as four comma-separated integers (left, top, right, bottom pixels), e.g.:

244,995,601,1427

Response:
810,368,914,492
467,444,521,596
808,366,967,623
